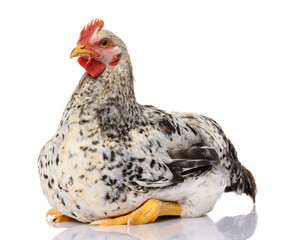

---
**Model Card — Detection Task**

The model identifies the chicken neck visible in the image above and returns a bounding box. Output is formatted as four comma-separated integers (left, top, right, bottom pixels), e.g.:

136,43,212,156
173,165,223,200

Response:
66,52,144,139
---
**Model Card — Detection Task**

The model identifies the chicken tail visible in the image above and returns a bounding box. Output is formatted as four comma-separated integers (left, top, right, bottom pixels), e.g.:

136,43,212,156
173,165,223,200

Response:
225,165,257,203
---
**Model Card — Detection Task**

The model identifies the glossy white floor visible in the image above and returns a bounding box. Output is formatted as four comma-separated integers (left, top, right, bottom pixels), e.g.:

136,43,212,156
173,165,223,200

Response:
51,208,257,240
49,206,258,240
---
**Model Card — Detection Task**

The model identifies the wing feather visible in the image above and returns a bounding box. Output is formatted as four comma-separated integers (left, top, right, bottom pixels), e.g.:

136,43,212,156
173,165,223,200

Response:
131,147,220,189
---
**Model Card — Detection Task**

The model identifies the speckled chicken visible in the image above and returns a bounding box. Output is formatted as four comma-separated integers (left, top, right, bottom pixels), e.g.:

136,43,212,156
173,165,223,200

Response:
38,19,257,225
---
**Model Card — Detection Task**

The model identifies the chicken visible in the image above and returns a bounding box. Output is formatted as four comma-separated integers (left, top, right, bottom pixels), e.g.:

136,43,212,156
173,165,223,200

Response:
38,19,257,226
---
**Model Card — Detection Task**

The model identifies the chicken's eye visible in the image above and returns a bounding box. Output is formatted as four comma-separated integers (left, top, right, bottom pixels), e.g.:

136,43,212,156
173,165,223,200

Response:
100,39,109,48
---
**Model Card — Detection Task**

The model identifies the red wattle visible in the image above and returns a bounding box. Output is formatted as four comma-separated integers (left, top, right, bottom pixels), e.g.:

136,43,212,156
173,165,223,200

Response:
78,56,106,78
78,57,88,68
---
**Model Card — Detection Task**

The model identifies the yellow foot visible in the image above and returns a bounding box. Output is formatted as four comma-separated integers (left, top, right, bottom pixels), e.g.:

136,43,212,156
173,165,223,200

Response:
90,199,182,226
46,208,77,223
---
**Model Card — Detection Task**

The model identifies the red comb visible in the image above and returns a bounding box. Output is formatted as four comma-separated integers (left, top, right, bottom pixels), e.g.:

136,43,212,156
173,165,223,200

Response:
78,18,104,44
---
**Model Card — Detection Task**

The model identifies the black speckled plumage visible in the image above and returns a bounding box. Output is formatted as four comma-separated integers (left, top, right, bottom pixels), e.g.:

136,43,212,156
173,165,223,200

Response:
38,24,256,223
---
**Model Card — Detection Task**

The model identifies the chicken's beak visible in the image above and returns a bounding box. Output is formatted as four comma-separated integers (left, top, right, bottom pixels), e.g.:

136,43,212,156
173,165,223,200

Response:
70,45,99,59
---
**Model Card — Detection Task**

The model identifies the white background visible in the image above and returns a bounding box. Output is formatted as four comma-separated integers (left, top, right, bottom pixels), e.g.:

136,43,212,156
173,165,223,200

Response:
0,0,282,239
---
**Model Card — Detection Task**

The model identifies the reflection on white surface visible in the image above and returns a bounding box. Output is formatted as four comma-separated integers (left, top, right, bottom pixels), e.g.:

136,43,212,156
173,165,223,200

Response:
52,207,257,240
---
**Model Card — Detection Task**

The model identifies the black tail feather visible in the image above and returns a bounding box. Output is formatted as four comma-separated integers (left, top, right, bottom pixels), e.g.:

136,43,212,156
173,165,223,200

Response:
225,165,257,203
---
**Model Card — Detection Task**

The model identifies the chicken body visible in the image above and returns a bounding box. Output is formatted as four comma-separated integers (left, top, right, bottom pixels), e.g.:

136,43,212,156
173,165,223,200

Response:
38,22,256,223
